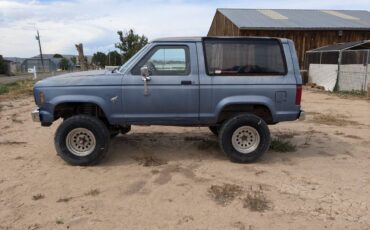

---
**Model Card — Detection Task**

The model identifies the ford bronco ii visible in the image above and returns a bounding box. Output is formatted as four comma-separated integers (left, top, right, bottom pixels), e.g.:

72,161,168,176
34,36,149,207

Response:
32,37,304,165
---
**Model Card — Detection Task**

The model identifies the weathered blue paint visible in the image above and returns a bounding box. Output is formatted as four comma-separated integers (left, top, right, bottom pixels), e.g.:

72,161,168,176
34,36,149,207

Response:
33,37,302,126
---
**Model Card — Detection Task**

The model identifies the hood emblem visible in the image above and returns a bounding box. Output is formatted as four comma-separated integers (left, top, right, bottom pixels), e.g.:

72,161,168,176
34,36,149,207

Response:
110,96,119,103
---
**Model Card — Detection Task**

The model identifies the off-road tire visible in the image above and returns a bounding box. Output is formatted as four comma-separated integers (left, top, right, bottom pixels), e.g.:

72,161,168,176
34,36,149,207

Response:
219,113,270,163
54,115,110,166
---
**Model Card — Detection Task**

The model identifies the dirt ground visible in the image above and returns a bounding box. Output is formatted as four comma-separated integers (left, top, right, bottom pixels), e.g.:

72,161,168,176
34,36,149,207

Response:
0,89,370,230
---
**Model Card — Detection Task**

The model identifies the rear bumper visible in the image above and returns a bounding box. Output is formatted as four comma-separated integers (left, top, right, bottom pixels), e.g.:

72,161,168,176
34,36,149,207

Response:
31,108,40,122
298,110,305,121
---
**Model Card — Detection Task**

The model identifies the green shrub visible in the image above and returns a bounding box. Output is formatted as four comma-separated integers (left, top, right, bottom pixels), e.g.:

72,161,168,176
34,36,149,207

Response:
270,138,296,152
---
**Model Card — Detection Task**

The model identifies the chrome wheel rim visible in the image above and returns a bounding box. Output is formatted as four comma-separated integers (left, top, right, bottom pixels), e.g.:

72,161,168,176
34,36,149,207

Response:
66,128,96,157
231,126,260,154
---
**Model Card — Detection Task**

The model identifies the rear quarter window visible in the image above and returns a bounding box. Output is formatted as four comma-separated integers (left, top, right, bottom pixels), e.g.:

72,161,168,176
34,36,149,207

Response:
203,38,287,76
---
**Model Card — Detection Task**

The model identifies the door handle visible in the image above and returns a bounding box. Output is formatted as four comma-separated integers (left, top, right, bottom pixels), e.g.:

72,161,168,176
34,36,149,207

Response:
181,80,192,85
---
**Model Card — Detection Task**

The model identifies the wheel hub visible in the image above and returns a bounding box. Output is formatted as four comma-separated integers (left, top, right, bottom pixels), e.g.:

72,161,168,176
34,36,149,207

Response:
231,126,260,154
66,128,96,157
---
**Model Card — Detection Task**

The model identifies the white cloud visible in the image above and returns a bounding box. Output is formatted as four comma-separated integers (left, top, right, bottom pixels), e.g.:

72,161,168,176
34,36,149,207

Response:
0,0,369,57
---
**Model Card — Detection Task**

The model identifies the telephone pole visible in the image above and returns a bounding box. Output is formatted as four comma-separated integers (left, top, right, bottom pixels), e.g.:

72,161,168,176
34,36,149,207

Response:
35,30,45,72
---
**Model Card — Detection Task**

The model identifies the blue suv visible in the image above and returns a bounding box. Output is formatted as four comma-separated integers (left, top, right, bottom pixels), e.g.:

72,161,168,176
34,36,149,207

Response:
32,37,304,165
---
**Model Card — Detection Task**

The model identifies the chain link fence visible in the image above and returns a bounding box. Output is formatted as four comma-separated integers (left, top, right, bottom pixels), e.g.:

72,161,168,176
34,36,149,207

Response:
305,49,370,92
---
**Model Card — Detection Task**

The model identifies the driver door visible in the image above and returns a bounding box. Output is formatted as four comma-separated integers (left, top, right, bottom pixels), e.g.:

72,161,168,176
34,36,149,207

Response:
122,43,199,124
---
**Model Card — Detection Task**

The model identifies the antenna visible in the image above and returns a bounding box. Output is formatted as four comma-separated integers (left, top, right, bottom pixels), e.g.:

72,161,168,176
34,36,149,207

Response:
35,30,45,72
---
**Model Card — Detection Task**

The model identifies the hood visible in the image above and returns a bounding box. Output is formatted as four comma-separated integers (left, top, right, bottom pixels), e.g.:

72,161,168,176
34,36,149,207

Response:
34,70,122,87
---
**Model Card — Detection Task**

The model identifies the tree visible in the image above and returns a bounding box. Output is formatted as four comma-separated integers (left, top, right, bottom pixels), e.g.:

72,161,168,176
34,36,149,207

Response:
106,51,122,66
70,56,77,65
115,29,148,63
75,43,88,71
92,52,107,68
53,53,63,58
0,55,9,75
59,58,70,70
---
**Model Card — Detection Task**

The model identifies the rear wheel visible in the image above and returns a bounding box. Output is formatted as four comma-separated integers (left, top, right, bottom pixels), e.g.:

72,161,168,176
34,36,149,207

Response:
54,115,110,166
219,113,270,163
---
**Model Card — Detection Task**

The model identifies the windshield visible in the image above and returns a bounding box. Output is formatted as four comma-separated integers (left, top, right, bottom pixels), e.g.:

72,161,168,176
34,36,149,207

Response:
118,44,150,73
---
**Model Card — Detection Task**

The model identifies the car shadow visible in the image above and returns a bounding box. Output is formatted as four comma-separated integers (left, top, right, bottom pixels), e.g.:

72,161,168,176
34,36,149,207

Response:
100,131,226,167
99,129,358,167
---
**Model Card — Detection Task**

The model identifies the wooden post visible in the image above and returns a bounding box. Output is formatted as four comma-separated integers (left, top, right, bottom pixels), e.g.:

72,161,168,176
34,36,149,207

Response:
365,50,369,96
335,50,342,91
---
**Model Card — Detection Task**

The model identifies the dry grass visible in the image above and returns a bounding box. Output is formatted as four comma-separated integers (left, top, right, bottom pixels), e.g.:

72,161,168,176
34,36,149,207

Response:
273,130,299,139
334,131,345,136
304,130,316,145
304,86,367,99
330,90,367,99
231,221,247,230
85,189,100,196
269,138,296,152
243,186,271,212
151,169,160,174
11,113,23,123
0,80,35,99
132,156,167,167
208,184,243,205
55,219,64,225
32,193,45,201
0,141,27,145
57,197,73,203
312,113,359,126
344,135,362,140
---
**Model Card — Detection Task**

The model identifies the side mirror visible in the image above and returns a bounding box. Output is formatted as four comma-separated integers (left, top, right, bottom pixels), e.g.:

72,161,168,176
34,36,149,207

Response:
140,66,150,96
140,66,149,77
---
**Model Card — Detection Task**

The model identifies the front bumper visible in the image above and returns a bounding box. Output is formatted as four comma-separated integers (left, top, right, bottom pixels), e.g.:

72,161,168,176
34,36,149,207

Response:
298,110,305,121
31,108,40,122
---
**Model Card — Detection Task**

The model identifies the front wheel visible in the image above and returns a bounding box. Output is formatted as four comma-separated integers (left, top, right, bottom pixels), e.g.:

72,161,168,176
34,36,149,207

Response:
219,113,270,163
54,115,110,166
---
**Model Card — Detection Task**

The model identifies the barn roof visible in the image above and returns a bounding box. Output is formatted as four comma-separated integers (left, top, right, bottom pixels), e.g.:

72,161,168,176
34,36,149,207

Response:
218,9,370,30
307,40,370,52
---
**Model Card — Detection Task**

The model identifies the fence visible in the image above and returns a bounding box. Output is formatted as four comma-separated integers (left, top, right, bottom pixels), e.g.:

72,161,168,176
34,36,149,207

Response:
305,50,370,92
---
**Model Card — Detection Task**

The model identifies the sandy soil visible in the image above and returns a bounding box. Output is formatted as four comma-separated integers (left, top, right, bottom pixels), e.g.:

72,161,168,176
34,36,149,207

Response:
0,89,370,230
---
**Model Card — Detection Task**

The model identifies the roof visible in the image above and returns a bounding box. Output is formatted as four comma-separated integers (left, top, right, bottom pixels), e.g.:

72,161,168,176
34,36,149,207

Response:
152,36,287,42
151,37,203,42
4,57,26,63
32,54,93,64
218,9,370,30
308,40,370,52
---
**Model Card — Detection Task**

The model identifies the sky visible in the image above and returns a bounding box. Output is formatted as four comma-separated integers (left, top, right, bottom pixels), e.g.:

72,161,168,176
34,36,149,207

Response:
0,0,369,57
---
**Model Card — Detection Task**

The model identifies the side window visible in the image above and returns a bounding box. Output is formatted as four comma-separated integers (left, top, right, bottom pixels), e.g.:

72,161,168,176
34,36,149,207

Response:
203,39,287,76
132,46,190,75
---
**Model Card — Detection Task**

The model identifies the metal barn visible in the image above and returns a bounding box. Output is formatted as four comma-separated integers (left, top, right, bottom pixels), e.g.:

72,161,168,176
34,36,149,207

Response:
207,9,370,68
